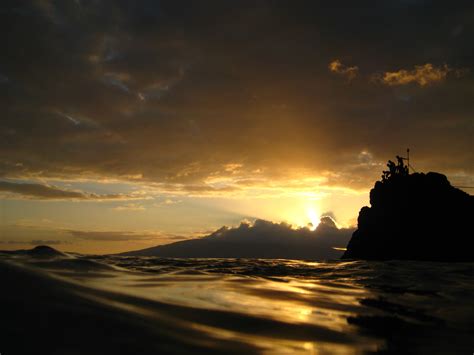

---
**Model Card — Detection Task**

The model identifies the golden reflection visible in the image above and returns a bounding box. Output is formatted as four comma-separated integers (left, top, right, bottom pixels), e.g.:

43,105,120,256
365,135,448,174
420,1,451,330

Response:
6,253,385,354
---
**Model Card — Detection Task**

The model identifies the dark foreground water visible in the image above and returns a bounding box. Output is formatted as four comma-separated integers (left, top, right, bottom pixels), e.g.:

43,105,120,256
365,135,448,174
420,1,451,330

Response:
1,251,473,354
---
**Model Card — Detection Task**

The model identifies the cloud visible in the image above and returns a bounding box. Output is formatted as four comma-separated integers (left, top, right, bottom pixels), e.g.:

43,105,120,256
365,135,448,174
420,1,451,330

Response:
101,72,132,94
67,230,167,242
0,180,134,200
122,218,355,260
150,183,242,197
4,239,65,245
0,1,473,193
163,198,178,205
374,63,452,86
329,59,359,80
112,203,145,211
153,198,182,207
55,111,100,128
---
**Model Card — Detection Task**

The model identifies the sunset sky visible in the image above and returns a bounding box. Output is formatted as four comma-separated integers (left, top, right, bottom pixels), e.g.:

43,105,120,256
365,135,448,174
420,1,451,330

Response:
1,1,473,253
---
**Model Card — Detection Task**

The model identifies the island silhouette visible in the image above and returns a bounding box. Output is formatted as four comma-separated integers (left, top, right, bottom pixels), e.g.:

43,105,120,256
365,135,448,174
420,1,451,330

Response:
343,156,474,261
120,217,352,260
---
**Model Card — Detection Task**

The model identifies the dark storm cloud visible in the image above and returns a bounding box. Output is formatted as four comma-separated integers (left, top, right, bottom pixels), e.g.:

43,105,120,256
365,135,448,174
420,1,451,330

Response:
0,180,131,200
1,1,473,190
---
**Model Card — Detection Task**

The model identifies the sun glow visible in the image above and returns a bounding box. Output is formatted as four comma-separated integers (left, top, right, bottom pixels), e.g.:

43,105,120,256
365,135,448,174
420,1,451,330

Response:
249,199,325,231
307,207,321,231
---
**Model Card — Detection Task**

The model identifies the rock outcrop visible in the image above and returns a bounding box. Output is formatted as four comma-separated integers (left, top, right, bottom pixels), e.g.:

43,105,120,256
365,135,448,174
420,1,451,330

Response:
342,171,474,261
27,245,65,258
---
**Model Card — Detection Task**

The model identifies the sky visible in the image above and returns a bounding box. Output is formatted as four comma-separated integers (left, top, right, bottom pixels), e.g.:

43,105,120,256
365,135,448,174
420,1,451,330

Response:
1,1,473,254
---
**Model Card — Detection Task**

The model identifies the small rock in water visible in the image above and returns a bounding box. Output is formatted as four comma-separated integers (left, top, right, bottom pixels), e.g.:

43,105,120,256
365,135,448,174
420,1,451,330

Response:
27,245,65,258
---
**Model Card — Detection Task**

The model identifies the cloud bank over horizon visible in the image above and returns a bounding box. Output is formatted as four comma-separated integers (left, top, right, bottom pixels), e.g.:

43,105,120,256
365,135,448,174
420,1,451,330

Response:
122,216,354,260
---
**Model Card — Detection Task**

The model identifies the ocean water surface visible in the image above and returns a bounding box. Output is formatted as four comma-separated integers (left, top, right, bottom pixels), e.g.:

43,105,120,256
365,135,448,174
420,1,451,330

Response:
1,250,473,354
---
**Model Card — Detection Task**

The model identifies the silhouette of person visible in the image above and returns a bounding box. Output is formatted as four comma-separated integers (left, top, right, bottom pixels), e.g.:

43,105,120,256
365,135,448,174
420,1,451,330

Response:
388,160,396,175
382,160,396,181
396,155,408,175
396,156,402,173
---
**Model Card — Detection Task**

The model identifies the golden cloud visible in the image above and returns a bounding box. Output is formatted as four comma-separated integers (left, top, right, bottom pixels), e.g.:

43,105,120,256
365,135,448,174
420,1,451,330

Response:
112,203,146,211
328,59,359,80
376,63,451,86
67,230,167,241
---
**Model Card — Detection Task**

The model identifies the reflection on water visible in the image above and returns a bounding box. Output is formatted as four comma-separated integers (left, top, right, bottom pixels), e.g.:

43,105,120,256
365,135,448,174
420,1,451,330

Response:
1,252,473,354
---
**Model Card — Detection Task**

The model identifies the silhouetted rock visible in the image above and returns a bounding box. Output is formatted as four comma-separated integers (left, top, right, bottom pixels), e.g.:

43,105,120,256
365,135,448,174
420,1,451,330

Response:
342,171,474,261
27,245,65,258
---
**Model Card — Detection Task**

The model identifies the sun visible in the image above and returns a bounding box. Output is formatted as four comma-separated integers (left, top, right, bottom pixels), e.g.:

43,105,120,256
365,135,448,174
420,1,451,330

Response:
307,207,321,231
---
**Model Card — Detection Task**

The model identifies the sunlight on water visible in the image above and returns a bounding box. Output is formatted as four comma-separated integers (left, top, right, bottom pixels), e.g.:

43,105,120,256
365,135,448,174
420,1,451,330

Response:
60,265,380,353
1,252,473,354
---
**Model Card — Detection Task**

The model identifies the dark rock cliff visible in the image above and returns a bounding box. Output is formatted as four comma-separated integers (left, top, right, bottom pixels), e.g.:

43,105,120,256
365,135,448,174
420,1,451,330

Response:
342,172,474,261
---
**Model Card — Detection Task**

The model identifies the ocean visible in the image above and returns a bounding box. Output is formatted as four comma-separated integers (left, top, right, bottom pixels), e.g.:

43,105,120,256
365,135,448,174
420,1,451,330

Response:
1,251,473,354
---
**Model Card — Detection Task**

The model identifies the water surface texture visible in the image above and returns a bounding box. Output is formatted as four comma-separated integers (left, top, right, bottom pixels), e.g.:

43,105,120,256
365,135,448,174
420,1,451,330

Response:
1,251,473,354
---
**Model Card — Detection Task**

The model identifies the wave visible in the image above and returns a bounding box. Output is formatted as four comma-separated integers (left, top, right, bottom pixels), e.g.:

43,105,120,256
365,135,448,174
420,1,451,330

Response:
1,250,473,354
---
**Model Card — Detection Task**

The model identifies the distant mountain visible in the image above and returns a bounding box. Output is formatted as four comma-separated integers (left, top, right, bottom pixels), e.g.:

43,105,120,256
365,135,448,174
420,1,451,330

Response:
343,170,474,261
120,217,353,260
